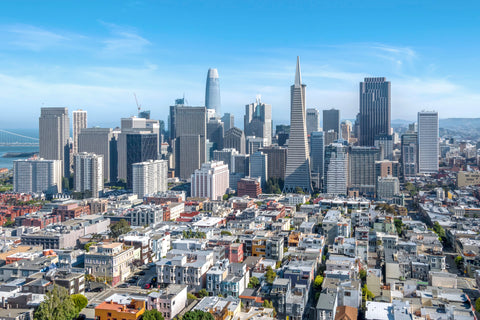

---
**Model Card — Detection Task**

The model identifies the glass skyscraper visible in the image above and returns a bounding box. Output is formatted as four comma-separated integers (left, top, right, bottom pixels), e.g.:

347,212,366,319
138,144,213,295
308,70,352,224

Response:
205,68,221,115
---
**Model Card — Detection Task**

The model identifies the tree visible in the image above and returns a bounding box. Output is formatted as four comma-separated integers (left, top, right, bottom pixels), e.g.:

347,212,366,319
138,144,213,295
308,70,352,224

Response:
71,294,88,313
34,285,77,320
248,276,260,288
313,275,324,291
110,219,131,239
265,266,277,284
359,269,367,283
476,297,480,312
197,289,208,298
455,255,464,268
142,309,165,320
220,230,232,236
362,284,375,301
187,293,197,300
84,242,96,252
393,219,403,235
182,310,214,320
262,300,277,317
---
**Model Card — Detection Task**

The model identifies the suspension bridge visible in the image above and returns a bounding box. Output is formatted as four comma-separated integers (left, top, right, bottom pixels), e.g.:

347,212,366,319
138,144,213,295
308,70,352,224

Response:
0,129,39,146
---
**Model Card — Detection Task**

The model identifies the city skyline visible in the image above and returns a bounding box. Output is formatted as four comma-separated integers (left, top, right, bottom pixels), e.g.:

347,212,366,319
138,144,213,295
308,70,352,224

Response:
0,1,479,129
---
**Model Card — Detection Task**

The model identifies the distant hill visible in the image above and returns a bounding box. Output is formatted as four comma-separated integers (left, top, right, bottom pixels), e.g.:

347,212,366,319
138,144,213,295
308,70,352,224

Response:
439,118,480,130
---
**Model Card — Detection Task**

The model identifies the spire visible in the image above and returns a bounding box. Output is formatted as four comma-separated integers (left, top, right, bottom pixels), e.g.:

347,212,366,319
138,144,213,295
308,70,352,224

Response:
294,56,302,87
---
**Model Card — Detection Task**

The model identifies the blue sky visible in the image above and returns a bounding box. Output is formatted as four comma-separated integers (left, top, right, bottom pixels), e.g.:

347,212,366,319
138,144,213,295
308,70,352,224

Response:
0,0,479,129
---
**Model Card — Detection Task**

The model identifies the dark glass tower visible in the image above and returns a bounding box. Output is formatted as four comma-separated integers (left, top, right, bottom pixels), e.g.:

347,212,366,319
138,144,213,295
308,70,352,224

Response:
126,133,158,188
359,77,391,146
323,108,340,137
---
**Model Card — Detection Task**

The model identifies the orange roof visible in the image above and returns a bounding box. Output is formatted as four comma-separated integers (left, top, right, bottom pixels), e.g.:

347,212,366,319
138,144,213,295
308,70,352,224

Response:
95,301,141,314
335,306,358,320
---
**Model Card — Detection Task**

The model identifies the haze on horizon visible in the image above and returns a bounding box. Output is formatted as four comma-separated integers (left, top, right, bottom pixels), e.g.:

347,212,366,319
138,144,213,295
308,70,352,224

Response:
0,0,479,129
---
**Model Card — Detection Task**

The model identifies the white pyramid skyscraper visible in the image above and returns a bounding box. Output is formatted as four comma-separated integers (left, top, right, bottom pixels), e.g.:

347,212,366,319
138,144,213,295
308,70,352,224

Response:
283,57,313,193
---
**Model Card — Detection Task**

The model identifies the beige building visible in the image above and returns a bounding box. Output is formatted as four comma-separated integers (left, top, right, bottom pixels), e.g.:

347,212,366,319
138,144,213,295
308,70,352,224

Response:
457,171,480,188
72,109,87,154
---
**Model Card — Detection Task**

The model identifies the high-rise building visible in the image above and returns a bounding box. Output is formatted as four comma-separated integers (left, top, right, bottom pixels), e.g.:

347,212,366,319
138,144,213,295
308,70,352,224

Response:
324,143,348,195
246,136,266,155
213,148,239,172
72,109,87,155
323,108,340,137
244,99,272,146
237,177,262,198
310,131,324,190
341,121,352,143
222,113,234,131
348,146,380,195
170,105,207,179
74,152,104,197
418,111,439,173
126,132,158,188
249,151,268,186
78,128,118,183
191,161,229,200
401,133,418,179
224,127,246,154
324,130,338,146
207,118,224,151
259,146,287,180
359,77,391,146
374,134,393,160
283,57,312,193
377,176,400,200
306,108,320,135
375,160,400,178
205,68,221,115
39,107,70,176
13,159,62,194
232,154,249,177
132,160,168,198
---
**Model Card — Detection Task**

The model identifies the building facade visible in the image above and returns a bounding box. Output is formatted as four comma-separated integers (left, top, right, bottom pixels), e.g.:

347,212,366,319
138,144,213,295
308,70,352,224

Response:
72,109,87,155
191,161,229,200
306,108,320,135
323,108,340,138
205,68,221,115
132,160,168,198
13,159,62,194
74,152,104,197
418,111,439,173
244,99,272,147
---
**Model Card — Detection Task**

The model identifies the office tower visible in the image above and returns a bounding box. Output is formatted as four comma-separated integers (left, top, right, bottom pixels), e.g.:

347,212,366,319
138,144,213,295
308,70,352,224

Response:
13,159,62,194
132,159,168,198
72,109,87,154
323,108,340,137
237,177,262,198
359,77,391,146
233,154,249,177
377,176,400,200
341,120,352,143
348,147,380,195
353,113,361,139
78,128,118,182
170,105,207,179
222,113,234,131
205,68,221,115
207,118,224,151
418,111,439,173
374,134,393,160
74,152,104,197
224,127,246,154
191,161,229,200
117,117,160,181
375,160,400,178
283,57,312,193
259,146,287,180
310,131,324,190
407,122,418,133
249,151,268,186
126,132,158,188
324,130,338,146
324,143,348,195
246,136,266,154
213,148,239,172
275,125,290,147
306,108,320,135
401,133,418,179
138,110,151,119
244,99,272,146
39,107,70,176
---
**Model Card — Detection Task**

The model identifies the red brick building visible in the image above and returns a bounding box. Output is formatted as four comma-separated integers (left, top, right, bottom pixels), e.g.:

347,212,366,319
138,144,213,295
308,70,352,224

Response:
237,178,262,198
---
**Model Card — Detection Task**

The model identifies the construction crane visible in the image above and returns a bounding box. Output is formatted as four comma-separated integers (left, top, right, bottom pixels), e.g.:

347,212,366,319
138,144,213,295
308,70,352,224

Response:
133,93,141,113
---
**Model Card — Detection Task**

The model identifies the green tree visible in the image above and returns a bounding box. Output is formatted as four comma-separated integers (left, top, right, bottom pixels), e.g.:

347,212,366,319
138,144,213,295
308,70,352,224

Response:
182,310,214,320
265,266,277,284
359,269,367,283
362,284,375,301
393,219,403,235
220,230,232,236
84,242,96,252
142,309,165,320
187,293,197,300
313,275,324,291
71,294,88,313
475,297,480,312
197,289,208,298
262,300,277,317
248,276,260,288
455,255,464,268
34,285,77,320
110,219,131,239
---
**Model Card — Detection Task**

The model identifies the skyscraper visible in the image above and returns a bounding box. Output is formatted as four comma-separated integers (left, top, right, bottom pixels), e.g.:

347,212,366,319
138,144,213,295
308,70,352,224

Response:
283,57,312,193
132,159,168,198
348,146,380,195
222,113,234,131
74,152,104,197
250,151,268,186
72,109,87,155
13,158,62,194
418,111,439,173
310,131,324,190
401,133,418,179
259,146,287,180
126,132,158,188
207,118,224,151
39,107,70,177
359,77,391,146
224,127,246,154
205,68,221,115
341,120,352,143
323,108,340,137
244,99,272,146
306,108,320,135
324,143,348,195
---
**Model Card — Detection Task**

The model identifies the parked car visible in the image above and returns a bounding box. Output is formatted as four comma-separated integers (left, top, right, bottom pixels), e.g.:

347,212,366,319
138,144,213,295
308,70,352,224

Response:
91,287,103,292
118,283,129,288
144,283,151,289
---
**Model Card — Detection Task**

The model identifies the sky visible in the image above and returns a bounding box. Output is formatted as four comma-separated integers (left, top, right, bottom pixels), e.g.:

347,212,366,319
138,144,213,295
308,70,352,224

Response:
0,0,479,130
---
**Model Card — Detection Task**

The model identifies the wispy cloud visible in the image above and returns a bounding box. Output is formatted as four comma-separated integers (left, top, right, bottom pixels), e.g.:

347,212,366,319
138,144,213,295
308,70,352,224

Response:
0,24,70,51
99,21,151,55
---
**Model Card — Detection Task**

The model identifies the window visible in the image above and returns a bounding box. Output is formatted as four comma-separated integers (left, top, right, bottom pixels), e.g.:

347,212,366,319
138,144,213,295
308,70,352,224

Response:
108,313,112,317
